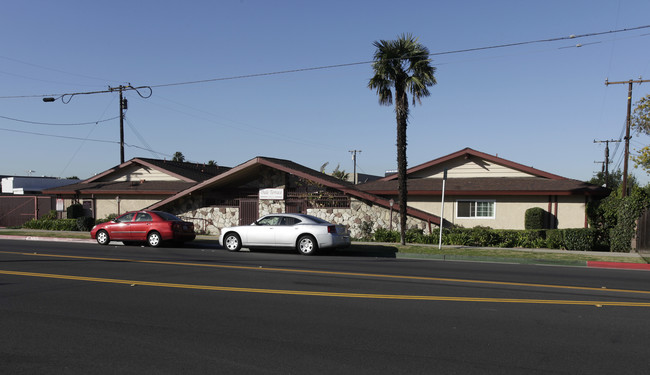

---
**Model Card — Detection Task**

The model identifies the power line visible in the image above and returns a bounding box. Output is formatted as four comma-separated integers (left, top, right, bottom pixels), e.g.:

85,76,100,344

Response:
148,25,650,89
1,24,649,99
0,114,119,126
0,126,171,156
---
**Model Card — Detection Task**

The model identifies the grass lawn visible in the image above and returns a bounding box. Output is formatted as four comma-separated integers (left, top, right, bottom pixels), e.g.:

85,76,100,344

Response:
1,229,647,264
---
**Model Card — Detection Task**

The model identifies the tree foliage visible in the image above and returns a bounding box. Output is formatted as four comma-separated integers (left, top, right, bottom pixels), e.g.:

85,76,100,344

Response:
587,185,650,252
331,164,349,181
631,94,650,173
368,33,437,245
172,151,185,162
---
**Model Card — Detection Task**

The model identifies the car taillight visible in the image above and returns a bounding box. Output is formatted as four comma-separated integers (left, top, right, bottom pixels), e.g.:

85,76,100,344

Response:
328,225,336,234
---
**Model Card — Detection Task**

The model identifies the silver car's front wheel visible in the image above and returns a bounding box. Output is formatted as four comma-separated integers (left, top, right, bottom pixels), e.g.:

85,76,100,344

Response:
224,233,242,252
297,235,318,255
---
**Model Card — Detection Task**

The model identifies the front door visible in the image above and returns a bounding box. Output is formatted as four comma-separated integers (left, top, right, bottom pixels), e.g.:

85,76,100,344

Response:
274,216,301,247
110,212,136,240
247,215,280,246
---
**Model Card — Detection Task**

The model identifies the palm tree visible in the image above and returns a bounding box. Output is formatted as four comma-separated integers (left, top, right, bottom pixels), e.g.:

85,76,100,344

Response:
172,151,185,162
368,34,437,245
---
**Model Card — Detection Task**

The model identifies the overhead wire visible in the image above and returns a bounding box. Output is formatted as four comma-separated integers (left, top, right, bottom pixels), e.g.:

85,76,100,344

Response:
57,96,117,177
1,24,648,99
0,114,119,126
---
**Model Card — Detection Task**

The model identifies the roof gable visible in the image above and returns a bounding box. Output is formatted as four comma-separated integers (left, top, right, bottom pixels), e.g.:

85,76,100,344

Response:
149,156,441,225
85,158,230,184
381,148,566,181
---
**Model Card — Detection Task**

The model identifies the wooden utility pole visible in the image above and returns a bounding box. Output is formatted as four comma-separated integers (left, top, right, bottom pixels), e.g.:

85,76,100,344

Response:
109,85,131,164
604,78,650,196
593,139,621,188
349,150,361,184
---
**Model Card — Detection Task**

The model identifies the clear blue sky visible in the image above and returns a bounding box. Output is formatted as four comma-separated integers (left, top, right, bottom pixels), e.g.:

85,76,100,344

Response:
2,0,650,185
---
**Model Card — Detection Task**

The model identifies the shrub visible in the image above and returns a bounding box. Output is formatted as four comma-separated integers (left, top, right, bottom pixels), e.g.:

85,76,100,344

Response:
359,221,373,240
518,230,546,248
405,227,425,243
66,204,84,219
446,228,472,246
96,214,117,225
545,230,563,249
563,228,597,251
525,207,546,229
374,228,400,242
23,218,78,231
76,217,96,231
494,230,520,248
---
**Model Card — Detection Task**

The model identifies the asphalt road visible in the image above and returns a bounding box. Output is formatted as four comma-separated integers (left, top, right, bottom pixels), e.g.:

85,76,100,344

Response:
2,239,650,374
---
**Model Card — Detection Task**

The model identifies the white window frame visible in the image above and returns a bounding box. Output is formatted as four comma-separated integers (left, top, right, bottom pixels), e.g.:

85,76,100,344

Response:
455,199,496,219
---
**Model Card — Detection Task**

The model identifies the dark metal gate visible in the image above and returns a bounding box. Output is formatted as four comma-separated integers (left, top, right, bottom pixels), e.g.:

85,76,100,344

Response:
0,196,54,227
239,199,259,225
637,208,650,254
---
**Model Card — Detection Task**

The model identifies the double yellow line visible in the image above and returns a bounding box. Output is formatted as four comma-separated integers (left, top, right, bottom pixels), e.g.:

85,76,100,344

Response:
1,250,649,306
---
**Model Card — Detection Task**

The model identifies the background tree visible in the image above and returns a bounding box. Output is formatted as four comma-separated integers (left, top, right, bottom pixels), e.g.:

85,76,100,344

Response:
207,160,217,166
588,169,625,191
631,94,650,173
368,34,437,244
331,164,349,181
172,152,185,162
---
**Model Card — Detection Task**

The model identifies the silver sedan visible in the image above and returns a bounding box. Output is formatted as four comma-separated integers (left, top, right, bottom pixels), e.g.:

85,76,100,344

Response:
219,213,351,255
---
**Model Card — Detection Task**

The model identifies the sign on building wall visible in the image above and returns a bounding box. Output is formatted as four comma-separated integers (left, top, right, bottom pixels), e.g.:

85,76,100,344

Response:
259,188,284,200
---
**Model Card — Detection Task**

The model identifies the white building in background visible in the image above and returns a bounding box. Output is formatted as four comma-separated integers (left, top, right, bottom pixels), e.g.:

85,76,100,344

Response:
1,176,80,195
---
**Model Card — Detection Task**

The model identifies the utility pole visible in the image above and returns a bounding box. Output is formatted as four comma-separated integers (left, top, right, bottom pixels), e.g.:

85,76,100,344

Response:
43,84,151,165
349,150,361,184
593,139,621,188
109,86,129,164
605,78,650,196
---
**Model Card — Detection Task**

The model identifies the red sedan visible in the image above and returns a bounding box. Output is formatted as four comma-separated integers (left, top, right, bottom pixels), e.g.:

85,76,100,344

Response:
91,210,196,247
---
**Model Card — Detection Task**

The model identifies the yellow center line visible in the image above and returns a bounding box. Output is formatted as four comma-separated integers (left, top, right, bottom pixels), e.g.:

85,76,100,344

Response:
1,250,649,297
1,269,649,307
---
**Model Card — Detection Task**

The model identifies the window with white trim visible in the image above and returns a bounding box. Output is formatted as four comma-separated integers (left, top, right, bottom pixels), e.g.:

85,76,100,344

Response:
456,200,495,219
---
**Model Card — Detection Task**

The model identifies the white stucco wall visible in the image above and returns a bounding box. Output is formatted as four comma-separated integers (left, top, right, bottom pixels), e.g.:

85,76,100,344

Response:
408,195,587,229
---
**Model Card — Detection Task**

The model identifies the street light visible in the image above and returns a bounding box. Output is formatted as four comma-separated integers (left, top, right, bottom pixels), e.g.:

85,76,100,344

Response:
41,85,152,164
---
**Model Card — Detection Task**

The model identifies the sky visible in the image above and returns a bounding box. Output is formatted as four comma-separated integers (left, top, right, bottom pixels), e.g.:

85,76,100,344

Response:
2,0,650,185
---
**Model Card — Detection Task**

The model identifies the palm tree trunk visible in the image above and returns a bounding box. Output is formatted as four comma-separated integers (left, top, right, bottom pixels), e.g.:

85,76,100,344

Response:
395,85,409,245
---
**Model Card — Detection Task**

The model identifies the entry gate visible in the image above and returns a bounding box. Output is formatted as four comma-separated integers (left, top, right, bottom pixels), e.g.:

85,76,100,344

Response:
0,196,54,227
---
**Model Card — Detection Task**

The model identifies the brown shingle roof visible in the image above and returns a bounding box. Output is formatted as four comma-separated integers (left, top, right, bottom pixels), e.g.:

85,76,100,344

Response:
358,177,609,196
136,158,230,182
43,180,195,195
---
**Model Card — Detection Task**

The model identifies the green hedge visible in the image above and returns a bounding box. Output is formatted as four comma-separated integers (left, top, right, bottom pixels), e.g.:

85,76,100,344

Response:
23,218,79,231
371,226,602,251
525,207,546,229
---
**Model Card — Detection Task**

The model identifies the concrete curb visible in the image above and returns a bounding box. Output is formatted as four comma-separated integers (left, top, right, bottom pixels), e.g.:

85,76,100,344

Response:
0,235,96,243
1,234,648,270
396,252,650,270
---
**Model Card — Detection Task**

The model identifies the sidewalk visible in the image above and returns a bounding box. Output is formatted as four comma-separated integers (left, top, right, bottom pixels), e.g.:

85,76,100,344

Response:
1,229,649,271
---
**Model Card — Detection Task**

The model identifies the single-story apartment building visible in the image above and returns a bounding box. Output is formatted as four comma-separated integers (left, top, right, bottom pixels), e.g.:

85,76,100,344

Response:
357,148,610,230
42,148,609,237
43,158,230,219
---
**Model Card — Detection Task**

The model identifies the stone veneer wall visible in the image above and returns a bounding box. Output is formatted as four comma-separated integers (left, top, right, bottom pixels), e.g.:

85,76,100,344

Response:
177,206,239,235
307,198,433,238
175,198,434,238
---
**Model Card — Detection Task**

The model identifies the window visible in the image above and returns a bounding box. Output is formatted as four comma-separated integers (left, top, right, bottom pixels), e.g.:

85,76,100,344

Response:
281,217,301,226
456,200,495,219
135,213,152,222
116,212,136,222
257,216,281,226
